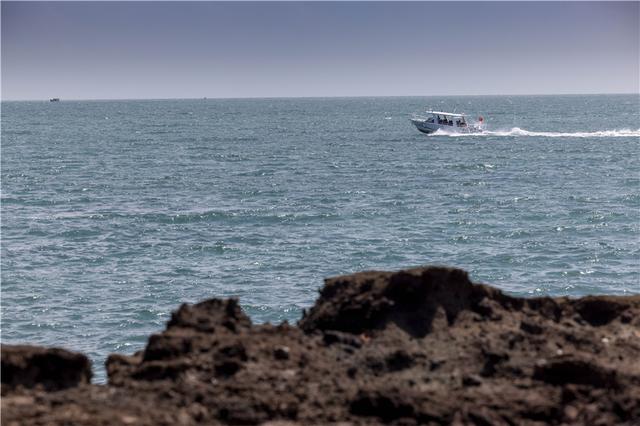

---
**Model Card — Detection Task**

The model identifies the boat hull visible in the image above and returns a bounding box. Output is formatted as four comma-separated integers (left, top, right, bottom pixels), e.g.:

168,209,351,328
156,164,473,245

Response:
410,118,480,134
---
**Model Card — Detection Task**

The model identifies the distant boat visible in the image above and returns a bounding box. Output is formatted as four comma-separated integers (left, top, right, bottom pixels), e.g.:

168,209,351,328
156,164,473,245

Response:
410,111,484,134
49,98,60,102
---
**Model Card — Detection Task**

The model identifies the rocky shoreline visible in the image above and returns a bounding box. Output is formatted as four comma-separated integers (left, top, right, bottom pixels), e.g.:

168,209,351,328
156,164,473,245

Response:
2,266,639,425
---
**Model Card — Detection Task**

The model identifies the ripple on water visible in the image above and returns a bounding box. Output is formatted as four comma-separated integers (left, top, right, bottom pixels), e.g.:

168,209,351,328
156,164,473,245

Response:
1,95,639,382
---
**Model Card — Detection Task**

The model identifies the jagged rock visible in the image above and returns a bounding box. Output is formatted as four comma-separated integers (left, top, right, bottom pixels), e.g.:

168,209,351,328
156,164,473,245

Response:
1,345,92,393
3,266,640,425
299,267,491,336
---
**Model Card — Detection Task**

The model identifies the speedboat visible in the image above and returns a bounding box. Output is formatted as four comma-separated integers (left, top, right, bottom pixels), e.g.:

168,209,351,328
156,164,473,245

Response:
410,111,483,134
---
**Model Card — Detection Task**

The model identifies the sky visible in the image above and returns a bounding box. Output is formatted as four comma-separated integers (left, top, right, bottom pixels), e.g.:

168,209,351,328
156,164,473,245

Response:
1,1,638,100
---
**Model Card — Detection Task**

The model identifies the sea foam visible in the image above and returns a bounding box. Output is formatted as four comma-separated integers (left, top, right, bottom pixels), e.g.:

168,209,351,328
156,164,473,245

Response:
432,127,640,138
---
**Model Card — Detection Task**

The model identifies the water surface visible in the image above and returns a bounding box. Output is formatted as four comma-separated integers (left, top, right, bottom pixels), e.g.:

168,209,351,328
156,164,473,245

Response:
2,94,639,380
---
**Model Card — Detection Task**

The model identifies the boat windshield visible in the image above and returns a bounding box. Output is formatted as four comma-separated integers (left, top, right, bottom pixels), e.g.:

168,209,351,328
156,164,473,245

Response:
436,115,454,125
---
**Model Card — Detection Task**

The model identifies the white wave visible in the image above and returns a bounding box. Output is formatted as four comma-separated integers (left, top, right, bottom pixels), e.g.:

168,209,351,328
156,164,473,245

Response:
431,127,640,138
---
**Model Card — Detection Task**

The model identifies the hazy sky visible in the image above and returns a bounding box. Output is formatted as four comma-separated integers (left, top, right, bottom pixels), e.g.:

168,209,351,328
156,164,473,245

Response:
2,2,638,100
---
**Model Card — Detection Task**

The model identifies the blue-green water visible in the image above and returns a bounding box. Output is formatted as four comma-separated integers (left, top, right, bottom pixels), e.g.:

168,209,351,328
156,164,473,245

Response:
2,95,639,381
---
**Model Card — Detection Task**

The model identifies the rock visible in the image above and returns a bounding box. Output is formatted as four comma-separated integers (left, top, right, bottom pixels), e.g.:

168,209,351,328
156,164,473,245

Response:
349,389,416,422
462,374,483,387
532,357,619,388
3,265,640,425
273,346,290,360
1,345,92,393
573,297,629,326
298,267,497,337
167,298,252,332
520,320,544,334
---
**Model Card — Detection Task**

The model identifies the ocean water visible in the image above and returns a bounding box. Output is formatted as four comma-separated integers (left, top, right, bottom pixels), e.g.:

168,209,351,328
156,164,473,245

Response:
2,94,639,381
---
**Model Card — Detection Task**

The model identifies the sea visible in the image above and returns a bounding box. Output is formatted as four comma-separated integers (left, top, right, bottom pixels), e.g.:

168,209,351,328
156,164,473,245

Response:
2,94,639,381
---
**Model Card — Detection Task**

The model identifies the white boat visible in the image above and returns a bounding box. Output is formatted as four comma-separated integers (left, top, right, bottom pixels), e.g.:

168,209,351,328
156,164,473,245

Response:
410,111,483,134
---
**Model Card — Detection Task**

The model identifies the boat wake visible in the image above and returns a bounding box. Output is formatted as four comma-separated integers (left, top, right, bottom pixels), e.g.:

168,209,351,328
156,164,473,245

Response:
431,127,640,138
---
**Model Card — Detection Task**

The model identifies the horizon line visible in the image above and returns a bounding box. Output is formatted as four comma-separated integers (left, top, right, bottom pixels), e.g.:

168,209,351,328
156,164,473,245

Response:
2,92,639,102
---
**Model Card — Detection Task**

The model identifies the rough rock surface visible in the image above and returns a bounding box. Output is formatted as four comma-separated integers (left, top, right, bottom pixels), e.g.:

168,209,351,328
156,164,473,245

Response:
1,345,92,393
2,266,640,425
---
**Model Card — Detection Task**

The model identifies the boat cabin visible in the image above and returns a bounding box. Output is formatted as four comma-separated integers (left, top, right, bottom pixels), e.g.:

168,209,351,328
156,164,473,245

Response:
424,111,468,128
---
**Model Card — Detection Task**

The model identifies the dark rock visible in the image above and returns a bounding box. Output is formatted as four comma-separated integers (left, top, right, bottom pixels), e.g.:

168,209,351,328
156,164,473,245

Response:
131,360,190,381
143,334,193,361
214,360,241,377
322,330,362,348
299,267,496,337
213,342,248,377
462,374,483,387
384,350,414,372
574,297,629,326
520,320,544,335
533,357,619,388
1,345,92,393
3,265,640,425
350,389,416,422
273,346,290,360
167,298,251,332
480,347,509,377
217,342,248,361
